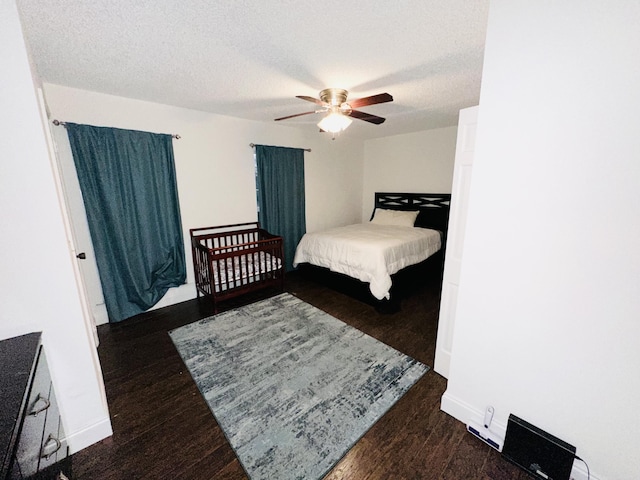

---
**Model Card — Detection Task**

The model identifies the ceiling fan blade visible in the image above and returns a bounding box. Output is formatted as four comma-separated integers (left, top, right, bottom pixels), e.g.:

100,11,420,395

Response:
348,109,386,125
347,93,393,109
274,111,317,121
296,95,327,106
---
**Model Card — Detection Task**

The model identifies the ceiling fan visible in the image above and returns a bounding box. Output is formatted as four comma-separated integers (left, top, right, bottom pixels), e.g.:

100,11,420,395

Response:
274,88,393,135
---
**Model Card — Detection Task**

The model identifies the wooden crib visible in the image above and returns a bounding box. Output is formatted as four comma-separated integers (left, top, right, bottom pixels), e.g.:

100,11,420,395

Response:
190,222,285,313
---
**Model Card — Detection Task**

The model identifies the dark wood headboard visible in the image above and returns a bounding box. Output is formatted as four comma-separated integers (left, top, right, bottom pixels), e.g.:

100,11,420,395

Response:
373,192,452,236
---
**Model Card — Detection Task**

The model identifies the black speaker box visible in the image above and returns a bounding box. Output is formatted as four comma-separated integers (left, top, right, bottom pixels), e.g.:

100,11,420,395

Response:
501,414,576,480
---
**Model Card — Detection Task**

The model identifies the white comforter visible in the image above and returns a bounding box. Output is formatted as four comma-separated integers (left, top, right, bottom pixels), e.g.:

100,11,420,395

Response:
293,223,442,300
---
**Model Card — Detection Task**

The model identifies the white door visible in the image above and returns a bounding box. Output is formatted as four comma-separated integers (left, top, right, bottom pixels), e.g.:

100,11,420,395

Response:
35,89,104,348
49,118,110,327
434,106,478,378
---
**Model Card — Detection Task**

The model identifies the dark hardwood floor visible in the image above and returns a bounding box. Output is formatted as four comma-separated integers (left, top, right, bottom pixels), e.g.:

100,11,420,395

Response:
71,269,528,479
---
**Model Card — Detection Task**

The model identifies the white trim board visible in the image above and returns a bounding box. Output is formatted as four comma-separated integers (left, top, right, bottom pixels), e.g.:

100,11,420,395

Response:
95,282,196,325
66,416,113,454
148,283,196,312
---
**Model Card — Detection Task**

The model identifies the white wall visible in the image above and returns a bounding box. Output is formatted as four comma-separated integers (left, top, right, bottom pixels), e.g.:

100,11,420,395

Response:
443,2,640,480
0,0,111,453
362,127,457,220
43,84,364,310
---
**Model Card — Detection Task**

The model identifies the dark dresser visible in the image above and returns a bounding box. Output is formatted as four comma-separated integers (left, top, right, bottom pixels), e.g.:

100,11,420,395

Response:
0,333,71,479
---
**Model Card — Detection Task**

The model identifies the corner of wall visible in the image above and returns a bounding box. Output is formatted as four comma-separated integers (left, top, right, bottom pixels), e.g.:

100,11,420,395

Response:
66,417,113,454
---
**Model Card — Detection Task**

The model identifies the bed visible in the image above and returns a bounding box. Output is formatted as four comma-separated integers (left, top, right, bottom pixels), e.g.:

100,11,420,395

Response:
190,222,285,313
293,192,451,310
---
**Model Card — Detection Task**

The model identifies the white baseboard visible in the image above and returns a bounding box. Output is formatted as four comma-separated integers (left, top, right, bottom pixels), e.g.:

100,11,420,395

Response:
93,306,109,326
95,283,197,326
148,282,196,312
66,416,113,454
440,390,600,480
441,389,511,435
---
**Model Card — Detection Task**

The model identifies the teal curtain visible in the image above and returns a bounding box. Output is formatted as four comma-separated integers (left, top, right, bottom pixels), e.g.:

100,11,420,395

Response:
256,145,306,271
66,123,186,323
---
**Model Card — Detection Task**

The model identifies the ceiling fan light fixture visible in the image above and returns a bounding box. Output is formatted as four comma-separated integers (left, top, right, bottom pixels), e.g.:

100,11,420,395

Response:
317,112,352,133
276,88,392,137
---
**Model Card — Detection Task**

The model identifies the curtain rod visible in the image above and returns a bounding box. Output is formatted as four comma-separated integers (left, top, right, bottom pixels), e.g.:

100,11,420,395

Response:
250,143,311,152
52,119,181,139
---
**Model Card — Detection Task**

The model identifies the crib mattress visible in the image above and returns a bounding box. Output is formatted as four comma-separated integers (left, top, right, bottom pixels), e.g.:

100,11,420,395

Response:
208,251,282,292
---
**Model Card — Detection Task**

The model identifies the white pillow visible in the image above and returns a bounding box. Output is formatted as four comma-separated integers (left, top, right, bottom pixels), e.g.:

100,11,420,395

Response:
370,208,419,227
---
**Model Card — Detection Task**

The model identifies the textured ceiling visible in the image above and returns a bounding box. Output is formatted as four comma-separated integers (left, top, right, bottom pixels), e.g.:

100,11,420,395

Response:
17,0,489,139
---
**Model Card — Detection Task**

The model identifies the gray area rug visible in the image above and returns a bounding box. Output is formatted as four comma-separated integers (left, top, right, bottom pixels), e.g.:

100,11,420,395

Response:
169,293,429,480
